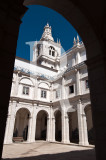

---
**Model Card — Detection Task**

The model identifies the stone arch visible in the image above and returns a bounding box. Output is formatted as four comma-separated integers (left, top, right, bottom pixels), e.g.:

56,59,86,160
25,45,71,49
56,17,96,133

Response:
38,82,50,89
19,77,34,86
15,106,32,117
54,108,61,117
23,0,102,62
0,1,105,160
35,110,49,140
13,108,31,142
36,108,50,118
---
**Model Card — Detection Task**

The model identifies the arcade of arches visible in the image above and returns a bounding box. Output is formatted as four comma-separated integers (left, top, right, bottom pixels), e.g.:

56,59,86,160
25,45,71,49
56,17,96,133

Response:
0,1,106,160
12,105,94,145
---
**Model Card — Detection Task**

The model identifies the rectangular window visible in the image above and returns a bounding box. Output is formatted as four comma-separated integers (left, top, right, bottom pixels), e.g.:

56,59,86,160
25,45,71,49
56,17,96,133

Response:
85,80,89,89
52,51,55,56
56,90,60,98
41,90,47,98
69,85,74,94
23,86,29,95
49,50,51,55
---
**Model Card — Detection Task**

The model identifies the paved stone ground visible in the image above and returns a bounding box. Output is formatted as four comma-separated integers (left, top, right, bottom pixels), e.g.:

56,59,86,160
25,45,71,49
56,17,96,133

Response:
2,141,96,160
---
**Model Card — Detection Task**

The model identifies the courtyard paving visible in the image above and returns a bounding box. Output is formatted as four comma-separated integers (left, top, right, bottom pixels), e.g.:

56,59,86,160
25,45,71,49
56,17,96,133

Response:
2,141,96,160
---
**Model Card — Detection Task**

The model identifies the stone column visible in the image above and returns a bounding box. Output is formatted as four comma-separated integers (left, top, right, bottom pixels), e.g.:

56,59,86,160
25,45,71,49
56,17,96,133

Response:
72,55,75,66
4,115,11,144
27,116,32,142
4,101,16,144
52,117,55,142
76,69,81,95
15,72,20,96
27,105,37,143
34,78,38,100
61,110,70,143
46,117,51,141
65,115,70,143
77,100,84,145
49,106,53,142
61,76,68,143
76,51,80,64
82,110,89,145
77,100,89,145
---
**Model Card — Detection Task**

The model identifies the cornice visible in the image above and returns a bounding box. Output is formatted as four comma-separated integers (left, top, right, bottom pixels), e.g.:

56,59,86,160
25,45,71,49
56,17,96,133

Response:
10,97,52,106
10,93,90,107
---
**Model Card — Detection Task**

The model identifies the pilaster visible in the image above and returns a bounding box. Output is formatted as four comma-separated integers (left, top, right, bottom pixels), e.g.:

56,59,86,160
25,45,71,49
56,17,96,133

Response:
4,101,16,144
27,105,37,143
76,69,81,95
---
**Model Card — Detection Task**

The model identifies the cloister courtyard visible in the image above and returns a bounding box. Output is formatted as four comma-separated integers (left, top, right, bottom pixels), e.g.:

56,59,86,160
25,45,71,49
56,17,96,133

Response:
2,141,95,160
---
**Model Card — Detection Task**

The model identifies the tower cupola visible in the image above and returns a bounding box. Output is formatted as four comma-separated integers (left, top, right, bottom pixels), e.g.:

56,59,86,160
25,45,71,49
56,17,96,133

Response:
40,23,54,41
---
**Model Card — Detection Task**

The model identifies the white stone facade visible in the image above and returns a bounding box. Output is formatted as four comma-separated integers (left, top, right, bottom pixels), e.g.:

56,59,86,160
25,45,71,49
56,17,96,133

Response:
4,23,93,146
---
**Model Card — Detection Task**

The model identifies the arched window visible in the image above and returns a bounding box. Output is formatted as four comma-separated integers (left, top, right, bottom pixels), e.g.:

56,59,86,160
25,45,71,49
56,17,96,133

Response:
49,46,55,57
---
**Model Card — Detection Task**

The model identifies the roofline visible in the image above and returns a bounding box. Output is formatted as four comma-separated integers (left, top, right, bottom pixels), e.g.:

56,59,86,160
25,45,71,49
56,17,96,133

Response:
16,56,30,64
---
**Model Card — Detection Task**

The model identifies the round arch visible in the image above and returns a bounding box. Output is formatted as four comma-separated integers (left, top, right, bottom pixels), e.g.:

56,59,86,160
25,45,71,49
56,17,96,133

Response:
13,108,30,142
35,110,48,140
1,0,105,159
15,106,32,117
36,109,49,118
19,77,34,86
54,108,61,117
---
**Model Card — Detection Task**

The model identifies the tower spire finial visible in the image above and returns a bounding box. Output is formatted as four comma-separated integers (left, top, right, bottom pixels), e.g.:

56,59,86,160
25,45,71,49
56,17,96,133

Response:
57,38,58,43
73,37,76,45
77,35,79,44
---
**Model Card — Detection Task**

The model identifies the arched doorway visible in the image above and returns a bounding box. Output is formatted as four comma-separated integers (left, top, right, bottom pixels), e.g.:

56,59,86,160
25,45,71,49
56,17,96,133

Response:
55,110,62,142
68,111,79,144
35,110,48,140
84,105,94,145
13,108,30,142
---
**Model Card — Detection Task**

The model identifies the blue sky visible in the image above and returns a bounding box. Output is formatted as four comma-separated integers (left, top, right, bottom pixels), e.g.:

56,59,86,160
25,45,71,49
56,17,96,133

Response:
16,5,80,60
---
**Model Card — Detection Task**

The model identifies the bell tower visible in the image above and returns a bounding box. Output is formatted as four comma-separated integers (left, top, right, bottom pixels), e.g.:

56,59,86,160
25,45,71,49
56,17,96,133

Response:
33,23,62,72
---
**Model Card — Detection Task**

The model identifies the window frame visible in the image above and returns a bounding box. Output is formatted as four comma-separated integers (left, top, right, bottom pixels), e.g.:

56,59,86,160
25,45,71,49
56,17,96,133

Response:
85,79,89,89
69,85,74,94
41,90,47,98
49,46,55,57
22,86,29,95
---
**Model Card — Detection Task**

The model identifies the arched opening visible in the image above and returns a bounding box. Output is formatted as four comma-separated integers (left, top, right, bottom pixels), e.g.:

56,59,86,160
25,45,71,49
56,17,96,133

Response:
55,110,62,142
35,110,48,141
68,111,79,144
84,105,94,145
0,0,106,159
13,108,30,142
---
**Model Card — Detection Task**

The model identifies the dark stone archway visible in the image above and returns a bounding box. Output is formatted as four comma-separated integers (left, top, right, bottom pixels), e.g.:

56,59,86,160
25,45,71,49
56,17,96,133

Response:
0,1,106,160
55,110,62,142
35,110,48,141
